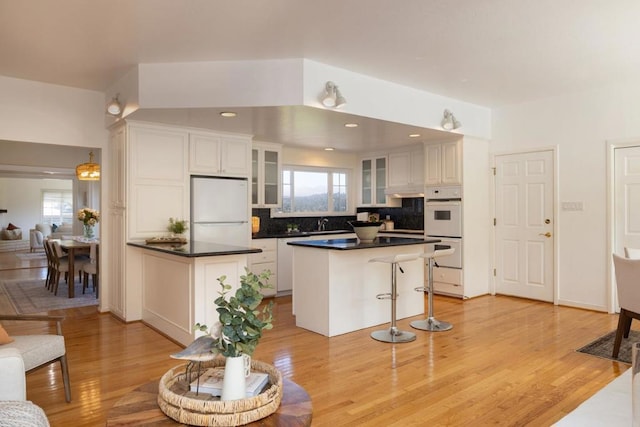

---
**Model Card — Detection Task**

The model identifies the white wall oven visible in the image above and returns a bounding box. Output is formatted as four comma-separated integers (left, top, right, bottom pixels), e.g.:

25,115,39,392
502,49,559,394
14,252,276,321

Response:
424,186,463,297
425,200,462,238
425,238,462,269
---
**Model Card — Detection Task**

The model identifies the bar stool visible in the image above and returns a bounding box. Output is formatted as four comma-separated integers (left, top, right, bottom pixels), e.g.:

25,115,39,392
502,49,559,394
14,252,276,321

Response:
410,248,455,332
369,253,422,343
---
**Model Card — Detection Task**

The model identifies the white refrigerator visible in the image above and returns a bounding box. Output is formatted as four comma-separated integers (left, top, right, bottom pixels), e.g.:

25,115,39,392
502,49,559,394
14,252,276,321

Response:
190,176,250,246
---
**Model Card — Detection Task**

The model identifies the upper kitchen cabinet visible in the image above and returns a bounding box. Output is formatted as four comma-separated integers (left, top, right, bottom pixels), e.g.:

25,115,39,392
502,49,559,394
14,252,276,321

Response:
127,122,190,240
189,131,251,177
360,156,387,206
424,140,462,186
252,142,282,208
387,146,424,193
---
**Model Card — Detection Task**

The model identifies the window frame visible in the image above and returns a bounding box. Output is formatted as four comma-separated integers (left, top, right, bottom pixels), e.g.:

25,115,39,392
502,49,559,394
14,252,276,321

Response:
271,165,354,218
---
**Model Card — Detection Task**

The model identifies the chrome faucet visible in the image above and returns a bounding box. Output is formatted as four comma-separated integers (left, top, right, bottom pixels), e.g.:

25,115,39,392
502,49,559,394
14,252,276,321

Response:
317,217,329,231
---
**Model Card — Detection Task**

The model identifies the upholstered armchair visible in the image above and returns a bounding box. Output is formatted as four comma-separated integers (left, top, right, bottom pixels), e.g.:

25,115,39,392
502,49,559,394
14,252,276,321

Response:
0,336,51,426
29,224,52,252
0,314,71,403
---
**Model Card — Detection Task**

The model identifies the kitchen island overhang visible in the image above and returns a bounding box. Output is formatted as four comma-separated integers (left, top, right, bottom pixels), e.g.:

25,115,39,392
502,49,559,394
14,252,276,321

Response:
126,241,262,346
288,237,440,337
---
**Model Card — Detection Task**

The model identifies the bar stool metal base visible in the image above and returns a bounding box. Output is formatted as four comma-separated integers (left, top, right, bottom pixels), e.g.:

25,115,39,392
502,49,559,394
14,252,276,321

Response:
371,327,416,343
410,317,453,332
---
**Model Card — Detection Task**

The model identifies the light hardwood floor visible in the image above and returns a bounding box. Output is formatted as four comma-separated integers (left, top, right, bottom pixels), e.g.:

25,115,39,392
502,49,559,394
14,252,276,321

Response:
0,250,628,426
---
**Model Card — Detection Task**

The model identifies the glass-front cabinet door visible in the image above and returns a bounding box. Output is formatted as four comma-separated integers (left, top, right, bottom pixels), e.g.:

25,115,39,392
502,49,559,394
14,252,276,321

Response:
263,149,279,205
251,149,259,204
375,157,386,205
361,159,372,205
252,142,282,208
360,156,386,206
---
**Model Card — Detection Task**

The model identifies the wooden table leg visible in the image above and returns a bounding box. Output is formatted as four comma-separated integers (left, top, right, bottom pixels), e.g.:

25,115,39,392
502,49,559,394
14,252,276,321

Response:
68,247,75,298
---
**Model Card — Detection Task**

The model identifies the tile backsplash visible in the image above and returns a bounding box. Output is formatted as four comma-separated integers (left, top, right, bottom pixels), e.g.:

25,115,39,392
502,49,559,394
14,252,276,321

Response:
252,197,424,235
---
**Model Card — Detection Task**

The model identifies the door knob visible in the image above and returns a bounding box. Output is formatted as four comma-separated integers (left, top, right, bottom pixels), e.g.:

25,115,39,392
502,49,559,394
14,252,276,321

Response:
538,232,552,238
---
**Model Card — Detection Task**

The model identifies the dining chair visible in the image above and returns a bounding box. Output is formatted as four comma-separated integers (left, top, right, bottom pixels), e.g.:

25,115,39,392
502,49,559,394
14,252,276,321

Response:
81,242,99,297
49,240,84,296
42,238,56,291
612,254,640,358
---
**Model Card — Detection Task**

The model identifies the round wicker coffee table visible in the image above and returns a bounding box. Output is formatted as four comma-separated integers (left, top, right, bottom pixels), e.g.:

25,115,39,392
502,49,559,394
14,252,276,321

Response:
106,378,312,426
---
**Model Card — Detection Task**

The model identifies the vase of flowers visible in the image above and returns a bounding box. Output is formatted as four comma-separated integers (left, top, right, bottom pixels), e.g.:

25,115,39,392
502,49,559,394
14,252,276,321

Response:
77,208,100,240
194,269,274,401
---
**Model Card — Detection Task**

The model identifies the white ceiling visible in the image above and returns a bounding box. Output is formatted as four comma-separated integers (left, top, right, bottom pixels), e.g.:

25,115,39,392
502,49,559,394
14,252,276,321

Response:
2,0,639,150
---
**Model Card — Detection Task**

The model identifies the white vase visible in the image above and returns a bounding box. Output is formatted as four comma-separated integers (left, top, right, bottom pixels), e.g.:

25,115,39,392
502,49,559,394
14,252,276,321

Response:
221,354,251,401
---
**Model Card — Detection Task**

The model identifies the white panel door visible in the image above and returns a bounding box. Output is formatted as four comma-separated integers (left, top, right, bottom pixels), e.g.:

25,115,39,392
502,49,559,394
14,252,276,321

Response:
495,150,554,301
614,145,640,255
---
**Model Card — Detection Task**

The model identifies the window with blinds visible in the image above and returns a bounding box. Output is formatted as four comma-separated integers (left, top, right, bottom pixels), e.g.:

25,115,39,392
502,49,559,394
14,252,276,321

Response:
42,190,73,225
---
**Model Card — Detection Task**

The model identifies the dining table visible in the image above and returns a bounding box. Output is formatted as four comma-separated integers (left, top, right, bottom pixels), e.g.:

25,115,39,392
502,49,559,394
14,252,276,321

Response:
59,238,98,298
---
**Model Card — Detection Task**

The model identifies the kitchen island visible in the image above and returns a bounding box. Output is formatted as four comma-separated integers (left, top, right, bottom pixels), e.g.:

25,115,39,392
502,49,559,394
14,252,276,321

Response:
288,236,440,337
126,241,261,346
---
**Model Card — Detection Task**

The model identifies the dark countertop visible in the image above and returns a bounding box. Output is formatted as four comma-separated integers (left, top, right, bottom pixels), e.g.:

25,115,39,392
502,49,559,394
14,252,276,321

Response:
252,229,424,239
127,240,262,257
379,229,424,235
251,229,353,239
287,236,440,250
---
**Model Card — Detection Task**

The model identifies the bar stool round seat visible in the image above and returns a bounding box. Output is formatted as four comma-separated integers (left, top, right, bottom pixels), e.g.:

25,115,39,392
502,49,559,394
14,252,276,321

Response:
368,253,422,343
411,248,455,332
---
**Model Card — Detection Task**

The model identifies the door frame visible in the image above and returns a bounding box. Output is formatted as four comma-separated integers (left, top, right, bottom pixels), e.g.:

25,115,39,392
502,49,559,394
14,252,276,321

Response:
606,138,640,313
491,145,559,303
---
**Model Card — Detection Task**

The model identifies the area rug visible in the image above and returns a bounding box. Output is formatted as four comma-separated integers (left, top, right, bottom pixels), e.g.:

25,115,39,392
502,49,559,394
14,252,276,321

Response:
0,278,97,314
15,252,46,260
576,330,640,364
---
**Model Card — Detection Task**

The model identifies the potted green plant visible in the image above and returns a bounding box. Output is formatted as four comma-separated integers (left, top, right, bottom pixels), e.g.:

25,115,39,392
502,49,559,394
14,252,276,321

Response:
194,269,274,400
168,217,188,236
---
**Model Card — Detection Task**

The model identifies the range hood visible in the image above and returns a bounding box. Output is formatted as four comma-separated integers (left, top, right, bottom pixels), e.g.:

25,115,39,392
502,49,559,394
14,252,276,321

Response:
384,186,425,198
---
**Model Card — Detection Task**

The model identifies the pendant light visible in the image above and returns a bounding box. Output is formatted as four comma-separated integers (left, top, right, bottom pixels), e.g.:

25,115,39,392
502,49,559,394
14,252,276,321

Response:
76,151,100,181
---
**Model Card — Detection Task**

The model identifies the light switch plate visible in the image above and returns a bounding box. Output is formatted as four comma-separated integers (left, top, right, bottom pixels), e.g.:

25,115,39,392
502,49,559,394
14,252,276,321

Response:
561,201,584,211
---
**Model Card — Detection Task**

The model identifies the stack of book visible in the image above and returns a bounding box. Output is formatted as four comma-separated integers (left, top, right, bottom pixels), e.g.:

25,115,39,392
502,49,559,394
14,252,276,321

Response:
189,368,270,397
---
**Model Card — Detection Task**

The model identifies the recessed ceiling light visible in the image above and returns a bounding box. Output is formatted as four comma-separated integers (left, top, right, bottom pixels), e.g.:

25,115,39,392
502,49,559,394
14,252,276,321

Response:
220,112,237,118
409,133,421,138
324,147,335,151
344,123,358,128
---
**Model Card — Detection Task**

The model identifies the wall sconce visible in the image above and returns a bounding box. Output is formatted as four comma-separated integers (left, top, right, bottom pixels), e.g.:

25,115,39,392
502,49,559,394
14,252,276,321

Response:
76,151,101,181
106,95,122,116
321,81,346,108
441,109,461,130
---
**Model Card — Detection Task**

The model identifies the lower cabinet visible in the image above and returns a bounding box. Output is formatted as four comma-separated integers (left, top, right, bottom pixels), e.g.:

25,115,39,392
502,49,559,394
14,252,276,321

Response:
247,239,277,297
432,266,463,297
276,237,303,295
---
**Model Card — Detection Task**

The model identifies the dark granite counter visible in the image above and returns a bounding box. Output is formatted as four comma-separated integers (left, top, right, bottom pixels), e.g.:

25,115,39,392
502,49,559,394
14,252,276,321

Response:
379,229,424,235
127,240,262,257
251,229,353,239
287,236,440,250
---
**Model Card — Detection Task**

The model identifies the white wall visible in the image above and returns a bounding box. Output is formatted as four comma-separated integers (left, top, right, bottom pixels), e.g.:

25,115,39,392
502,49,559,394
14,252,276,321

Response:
491,79,640,311
0,75,110,311
0,178,72,235
283,145,358,169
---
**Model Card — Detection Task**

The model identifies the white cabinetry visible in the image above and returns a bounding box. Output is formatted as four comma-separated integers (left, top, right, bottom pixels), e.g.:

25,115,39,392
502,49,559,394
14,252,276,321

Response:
276,237,302,295
424,140,461,186
360,156,387,206
387,147,424,192
108,123,128,320
248,238,277,297
189,131,251,177
128,122,189,241
251,142,282,207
